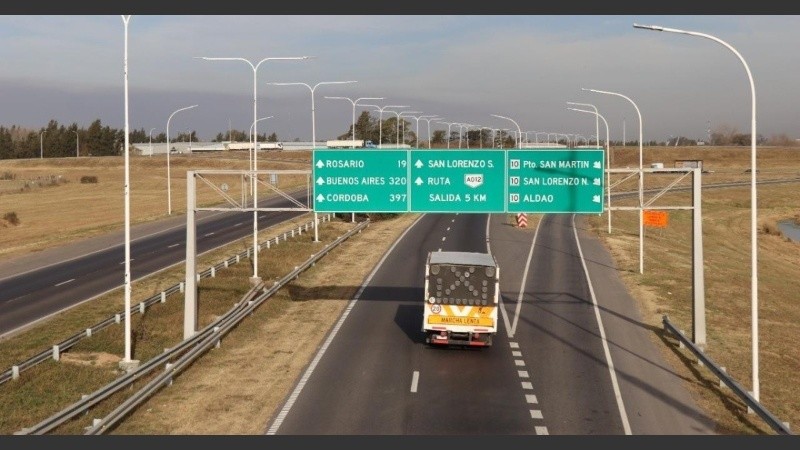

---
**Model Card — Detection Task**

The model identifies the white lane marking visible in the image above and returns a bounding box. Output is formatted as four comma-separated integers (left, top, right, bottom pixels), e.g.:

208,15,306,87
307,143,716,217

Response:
437,248,442,252
119,259,134,264
446,227,450,231
514,360,524,367
259,215,266,219
266,214,427,435
410,371,420,393
521,382,533,390
441,237,446,241
526,394,538,404
168,243,180,248
535,426,549,435
511,216,543,338
204,232,215,237
54,279,75,287
234,222,243,226
509,342,519,349
530,410,543,419
451,219,455,223
517,371,529,378
571,214,631,435
512,350,522,357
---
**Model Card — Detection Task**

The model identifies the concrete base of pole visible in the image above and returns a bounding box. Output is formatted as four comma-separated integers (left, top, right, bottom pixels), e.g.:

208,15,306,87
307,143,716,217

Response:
249,276,262,286
118,359,140,373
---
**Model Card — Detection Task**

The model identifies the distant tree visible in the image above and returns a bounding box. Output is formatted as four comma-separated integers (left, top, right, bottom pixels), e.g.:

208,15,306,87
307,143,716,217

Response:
431,130,446,145
267,132,278,142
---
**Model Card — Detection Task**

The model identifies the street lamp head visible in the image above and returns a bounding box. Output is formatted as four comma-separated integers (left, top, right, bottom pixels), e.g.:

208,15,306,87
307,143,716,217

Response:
633,23,664,32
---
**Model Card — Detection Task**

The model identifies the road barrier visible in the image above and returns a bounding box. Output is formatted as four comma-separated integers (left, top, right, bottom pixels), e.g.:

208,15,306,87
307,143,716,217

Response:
0,214,332,387
662,315,792,435
17,218,368,435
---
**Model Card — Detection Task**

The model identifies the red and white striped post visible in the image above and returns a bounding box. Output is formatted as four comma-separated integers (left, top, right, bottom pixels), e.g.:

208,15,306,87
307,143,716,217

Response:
516,213,528,228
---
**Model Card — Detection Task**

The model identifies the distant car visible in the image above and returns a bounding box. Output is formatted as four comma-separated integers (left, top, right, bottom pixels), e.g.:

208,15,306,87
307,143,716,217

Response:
365,140,377,148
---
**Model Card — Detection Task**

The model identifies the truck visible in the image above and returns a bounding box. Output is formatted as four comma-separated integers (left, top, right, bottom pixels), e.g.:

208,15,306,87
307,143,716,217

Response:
325,139,376,149
422,251,500,347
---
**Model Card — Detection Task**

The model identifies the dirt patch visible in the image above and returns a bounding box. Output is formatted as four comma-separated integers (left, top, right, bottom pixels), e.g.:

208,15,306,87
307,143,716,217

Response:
60,351,121,368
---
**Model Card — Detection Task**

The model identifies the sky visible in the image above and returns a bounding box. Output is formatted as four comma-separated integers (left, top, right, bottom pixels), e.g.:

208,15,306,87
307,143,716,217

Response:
0,15,798,143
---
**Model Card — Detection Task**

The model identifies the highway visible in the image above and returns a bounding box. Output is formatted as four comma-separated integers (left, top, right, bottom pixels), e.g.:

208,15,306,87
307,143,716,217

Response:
0,192,310,337
266,213,716,434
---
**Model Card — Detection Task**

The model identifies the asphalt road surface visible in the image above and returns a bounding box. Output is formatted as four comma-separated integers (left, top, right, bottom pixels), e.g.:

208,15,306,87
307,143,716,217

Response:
0,192,311,337
266,213,716,435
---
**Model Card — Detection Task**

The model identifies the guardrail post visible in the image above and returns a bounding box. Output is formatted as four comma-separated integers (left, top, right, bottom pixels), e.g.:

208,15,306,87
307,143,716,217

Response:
179,282,185,293
678,330,686,349
52,345,60,361
236,254,240,263
224,259,228,268
719,367,728,389
86,328,92,337
196,273,201,282
161,291,166,303
139,302,145,314
266,240,270,249
211,266,215,278
214,326,221,348
115,314,121,324
11,365,19,380
283,232,287,241
298,226,302,235
291,229,295,238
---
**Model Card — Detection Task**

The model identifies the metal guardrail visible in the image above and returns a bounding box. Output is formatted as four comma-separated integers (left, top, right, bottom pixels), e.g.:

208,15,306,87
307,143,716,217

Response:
662,315,792,435
18,219,368,435
0,214,332,386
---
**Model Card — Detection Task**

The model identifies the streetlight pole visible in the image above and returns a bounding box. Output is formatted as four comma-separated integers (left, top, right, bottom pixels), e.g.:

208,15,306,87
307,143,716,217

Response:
583,87,644,274
39,130,46,159
567,102,600,147
166,104,198,215
197,55,312,283
119,14,136,367
409,115,438,148
324,96,384,147
421,117,441,149
436,121,456,149
148,128,156,157
267,81,357,242
568,107,612,234
397,111,422,147
491,114,522,149
634,22,761,401
359,104,409,149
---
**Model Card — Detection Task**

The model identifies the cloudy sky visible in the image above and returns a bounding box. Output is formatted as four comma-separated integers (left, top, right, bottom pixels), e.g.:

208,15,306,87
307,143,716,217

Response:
0,14,797,143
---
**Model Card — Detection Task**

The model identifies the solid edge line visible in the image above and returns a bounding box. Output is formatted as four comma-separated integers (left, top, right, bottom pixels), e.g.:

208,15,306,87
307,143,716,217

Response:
510,215,543,338
571,213,632,435
265,213,427,435
410,371,420,393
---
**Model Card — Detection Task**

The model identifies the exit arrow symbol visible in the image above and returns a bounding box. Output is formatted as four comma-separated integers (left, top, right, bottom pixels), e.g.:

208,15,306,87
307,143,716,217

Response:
316,160,324,168
415,159,424,169
316,177,325,185
415,177,423,186
316,194,324,202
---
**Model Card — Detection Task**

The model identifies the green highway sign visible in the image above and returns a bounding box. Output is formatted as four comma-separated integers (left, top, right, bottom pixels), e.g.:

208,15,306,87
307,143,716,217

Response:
312,149,409,212
507,149,605,213
409,150,506,212
311,148,605,214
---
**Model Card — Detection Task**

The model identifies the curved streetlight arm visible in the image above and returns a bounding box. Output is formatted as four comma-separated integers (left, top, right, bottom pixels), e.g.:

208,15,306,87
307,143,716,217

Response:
635,22,760,402
490,114,522,149
567,101,599,146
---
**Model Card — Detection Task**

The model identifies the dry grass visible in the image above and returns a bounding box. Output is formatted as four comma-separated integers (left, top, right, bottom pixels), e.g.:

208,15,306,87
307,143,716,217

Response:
0,151,310,259
585,146,800,435
0,211,327,434
107,213,420,435
2,146,799,434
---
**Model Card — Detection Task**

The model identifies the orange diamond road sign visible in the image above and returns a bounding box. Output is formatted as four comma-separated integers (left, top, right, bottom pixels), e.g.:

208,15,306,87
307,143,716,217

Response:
643,210,668,228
